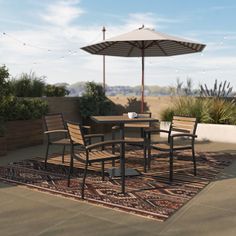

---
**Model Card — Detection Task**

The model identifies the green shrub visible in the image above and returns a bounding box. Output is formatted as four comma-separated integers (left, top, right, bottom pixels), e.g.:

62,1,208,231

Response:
208,98,236,125
79,82,117,119
160,108,175,122
10,72,69,97
0,65,10,99
10,72,46,97
161,96,236,125
44,84,70,97
0,96,48,121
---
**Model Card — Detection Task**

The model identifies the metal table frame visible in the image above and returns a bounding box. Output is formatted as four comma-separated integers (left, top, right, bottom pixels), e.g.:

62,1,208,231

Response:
91,115,159,177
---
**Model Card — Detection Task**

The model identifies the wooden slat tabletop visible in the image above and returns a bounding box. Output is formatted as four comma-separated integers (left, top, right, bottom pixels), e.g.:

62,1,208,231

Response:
91,115,158,124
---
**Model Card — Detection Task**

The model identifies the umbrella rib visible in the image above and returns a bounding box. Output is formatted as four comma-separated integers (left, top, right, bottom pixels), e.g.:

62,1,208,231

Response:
152,41,168,56
174,41,204,52
94,41,118,54
127,46,135,57
126,41,143,56
127,41,142,49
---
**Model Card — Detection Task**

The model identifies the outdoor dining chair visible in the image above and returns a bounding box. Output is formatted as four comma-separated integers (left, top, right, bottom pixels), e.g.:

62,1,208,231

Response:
145,116,198,181
66,121,125,199
43,113,104,169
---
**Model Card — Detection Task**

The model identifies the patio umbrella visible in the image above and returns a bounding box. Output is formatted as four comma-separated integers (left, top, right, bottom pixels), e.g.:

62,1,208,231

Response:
81,26,206,112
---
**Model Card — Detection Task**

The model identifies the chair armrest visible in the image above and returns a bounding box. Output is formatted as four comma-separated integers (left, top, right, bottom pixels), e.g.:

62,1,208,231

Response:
44,129,68,134
86,140,124,150
144,128,169,134
82,125,91,130
171,133,197,139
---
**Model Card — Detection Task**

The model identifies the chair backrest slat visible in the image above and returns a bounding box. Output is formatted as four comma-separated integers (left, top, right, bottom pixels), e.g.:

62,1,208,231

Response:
170,116,197,135
44,114,65,131
67,122,85,146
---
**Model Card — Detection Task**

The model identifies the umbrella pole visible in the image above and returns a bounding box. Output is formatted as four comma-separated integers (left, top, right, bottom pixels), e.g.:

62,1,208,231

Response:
141,48,144,113
102,26,106,92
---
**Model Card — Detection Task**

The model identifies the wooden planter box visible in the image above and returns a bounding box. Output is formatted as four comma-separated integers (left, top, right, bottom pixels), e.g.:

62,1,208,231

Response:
0,136,7,156
6,119,43,150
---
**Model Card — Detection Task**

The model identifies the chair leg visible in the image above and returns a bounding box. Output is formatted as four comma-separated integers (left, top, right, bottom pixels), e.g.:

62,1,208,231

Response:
67,153,74,187
148,146,151,170
44,143,50,169
140,128,144,138
112,130,116,154
120,147,125,195
192,147,197,176
101,161,105,181
111,133,115,166
82,161,88,199
62,145,65,163
169,150,173,182
143,145,147,173
147,133,151,170
112,159,115,167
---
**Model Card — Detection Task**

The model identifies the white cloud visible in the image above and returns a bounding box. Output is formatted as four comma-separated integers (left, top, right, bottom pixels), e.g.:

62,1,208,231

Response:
41,0,84,27
0,2,236,89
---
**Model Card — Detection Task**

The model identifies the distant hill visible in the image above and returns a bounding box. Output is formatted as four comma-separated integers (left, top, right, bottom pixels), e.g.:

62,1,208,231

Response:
68,82,172,96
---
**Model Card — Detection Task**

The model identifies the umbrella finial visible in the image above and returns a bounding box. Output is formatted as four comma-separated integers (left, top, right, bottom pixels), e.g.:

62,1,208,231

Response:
139,25,145,30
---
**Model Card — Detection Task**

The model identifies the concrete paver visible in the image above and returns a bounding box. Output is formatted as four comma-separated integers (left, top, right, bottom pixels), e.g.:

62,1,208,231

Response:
0,141,235,236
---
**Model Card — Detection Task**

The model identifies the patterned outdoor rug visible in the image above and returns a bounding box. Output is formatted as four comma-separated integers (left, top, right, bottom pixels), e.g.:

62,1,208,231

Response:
0,147,234,221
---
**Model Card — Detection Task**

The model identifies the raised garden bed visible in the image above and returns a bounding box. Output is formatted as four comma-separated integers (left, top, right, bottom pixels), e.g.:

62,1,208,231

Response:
0,136,7,156
5,119,43,150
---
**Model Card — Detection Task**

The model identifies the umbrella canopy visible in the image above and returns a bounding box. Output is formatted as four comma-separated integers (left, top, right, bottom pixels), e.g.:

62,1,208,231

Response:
81,27,206,112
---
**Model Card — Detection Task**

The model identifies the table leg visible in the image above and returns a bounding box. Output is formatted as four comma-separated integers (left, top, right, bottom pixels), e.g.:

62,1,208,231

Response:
108,123,141,178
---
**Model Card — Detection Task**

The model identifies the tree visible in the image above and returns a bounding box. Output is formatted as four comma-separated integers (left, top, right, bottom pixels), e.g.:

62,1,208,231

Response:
0,65,10,98
44,84,70,97
79,82,117,119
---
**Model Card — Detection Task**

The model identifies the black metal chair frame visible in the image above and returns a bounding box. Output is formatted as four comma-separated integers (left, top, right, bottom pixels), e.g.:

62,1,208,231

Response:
66,121,126,199
43,113,104,169
145,116,198,181
44,113,69,168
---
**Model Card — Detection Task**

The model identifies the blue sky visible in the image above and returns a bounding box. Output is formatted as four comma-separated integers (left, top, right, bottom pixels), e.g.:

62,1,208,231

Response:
0,0,236,89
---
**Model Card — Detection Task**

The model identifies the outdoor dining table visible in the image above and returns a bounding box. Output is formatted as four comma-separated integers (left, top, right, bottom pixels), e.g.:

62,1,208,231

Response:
91,115,159,177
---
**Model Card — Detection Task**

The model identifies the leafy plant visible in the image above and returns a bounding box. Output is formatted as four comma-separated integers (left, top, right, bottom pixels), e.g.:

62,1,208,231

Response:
125,97,149,113
44,84,70,97
200,79,233,98
208,98,236,125
79,82,117,119
0,96,48,121
161,96,236,125
0,65,10,99
161,108,175,122
10,72,46,97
